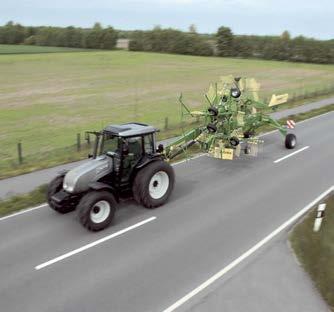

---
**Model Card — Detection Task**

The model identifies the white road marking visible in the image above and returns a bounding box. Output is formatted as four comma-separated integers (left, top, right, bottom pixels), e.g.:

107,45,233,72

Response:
162,185,334,312
35,216,156,270
0,203,48,222
273,146,309,163
297,109,334,125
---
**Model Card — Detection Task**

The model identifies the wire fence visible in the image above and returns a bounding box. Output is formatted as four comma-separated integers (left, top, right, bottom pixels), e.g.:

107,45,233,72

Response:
1,84,334,179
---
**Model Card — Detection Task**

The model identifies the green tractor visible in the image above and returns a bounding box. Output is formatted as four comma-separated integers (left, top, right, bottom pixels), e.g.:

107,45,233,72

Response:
47,123,174,231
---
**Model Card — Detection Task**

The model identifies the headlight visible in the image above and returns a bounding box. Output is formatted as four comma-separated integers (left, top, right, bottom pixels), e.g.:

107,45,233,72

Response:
63,182,74,193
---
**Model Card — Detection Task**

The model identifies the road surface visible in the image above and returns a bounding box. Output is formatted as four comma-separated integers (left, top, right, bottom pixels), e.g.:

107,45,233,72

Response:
0,95,333,199
0,111,333,312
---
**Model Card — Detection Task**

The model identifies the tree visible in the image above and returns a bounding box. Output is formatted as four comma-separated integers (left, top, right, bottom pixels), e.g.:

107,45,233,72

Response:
189,24,197,33
85,23,104,48
216,26,234,56
281,30,291,41
101,27,118,49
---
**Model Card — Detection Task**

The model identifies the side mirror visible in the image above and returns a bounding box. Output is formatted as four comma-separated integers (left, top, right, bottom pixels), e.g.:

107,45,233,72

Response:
157,144,164,153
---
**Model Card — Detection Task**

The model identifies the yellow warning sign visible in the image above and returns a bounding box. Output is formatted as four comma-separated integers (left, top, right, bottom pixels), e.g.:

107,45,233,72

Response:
222,148,234,160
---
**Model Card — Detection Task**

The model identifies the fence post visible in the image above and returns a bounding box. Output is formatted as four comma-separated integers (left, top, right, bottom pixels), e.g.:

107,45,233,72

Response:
85,132,91,146
77,133,81,152
164,117,169,130
17,142,23,164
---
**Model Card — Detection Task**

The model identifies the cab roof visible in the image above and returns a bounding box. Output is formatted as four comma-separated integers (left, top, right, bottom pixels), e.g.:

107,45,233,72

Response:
103,123,158,137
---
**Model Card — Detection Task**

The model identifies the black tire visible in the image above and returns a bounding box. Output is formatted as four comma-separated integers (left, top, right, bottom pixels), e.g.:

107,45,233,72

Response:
133,161,175,209
207,123,217,133
47,175,74,214
285,133,297,149
229,136,240,147
77,191,116,231
208,107,218,116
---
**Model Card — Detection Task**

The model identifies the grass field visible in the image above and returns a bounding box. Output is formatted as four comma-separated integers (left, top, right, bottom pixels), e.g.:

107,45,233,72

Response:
1,49,334,170
290,195,334,311
0,44,90,54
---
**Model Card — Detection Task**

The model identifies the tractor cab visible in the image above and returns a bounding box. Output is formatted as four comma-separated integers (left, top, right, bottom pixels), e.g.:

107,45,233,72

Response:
94,123,160,184
100,123,157,156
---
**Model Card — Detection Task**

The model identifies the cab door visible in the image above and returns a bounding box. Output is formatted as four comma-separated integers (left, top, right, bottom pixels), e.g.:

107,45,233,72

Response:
121,136,143,182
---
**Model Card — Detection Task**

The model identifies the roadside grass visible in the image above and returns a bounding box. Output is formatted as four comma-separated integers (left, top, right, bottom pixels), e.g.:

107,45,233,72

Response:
1,50,334,162
290,196,334,311
0,44,91,54
0,184,47,217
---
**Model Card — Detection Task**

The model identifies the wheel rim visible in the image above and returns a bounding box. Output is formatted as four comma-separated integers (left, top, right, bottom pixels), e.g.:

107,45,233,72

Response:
290,138,296,146
149,171,169,199
90,200,111,223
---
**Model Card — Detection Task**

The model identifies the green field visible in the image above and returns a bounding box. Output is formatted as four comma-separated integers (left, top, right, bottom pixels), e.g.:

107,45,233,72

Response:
0,44,90,54
1,49,334,173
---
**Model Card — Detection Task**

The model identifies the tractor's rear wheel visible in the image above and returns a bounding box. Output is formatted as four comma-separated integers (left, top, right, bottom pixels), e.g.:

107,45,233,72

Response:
285,133,297,149
47,175,74,214
77,191,116,231
133,161,174,209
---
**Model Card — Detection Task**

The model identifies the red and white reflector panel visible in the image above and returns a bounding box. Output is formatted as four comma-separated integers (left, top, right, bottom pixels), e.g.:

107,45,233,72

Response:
286,120,296,129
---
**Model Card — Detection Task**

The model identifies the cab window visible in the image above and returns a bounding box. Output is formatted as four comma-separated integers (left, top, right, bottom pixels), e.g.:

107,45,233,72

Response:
126,137,142,157
100,133,119,155
144,134,154,154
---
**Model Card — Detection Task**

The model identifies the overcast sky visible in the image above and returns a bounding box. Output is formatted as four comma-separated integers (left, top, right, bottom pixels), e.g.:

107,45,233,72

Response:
1,0,333,39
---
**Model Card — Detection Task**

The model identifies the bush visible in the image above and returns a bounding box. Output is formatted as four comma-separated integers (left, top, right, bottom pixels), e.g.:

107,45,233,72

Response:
129,28,213,56
0,22,118,50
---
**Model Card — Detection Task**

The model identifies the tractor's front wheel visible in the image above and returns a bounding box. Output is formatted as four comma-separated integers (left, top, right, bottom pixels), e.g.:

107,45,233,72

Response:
47,175,74,214
77,191,116,231
133,161,174,209
285,133,297,149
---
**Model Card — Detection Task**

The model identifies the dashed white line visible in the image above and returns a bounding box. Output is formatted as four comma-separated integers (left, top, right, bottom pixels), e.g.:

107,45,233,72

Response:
0,203,48,222
162,185,334,312
35,216,156,270
273,146,310,163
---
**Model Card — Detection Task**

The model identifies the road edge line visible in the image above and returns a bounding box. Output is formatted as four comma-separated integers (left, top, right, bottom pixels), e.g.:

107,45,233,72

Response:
0,203,48,222
162,185,334,312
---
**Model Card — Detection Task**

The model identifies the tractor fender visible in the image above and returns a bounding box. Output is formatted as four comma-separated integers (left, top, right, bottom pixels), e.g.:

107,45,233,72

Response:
88,182,118,201
130,155,163,182
135,155,162,170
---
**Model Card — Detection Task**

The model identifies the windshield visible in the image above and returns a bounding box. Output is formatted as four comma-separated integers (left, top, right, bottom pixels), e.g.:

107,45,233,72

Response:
99,132,120,155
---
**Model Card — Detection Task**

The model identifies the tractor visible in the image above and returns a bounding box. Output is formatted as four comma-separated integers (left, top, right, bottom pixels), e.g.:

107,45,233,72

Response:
47,123,174,231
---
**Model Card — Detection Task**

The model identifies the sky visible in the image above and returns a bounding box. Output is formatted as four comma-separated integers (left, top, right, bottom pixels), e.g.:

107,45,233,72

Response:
1,0,333,39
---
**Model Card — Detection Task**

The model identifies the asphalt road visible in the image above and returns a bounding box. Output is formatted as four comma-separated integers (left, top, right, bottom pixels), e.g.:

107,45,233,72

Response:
0,95,333,199
0,111,333,312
